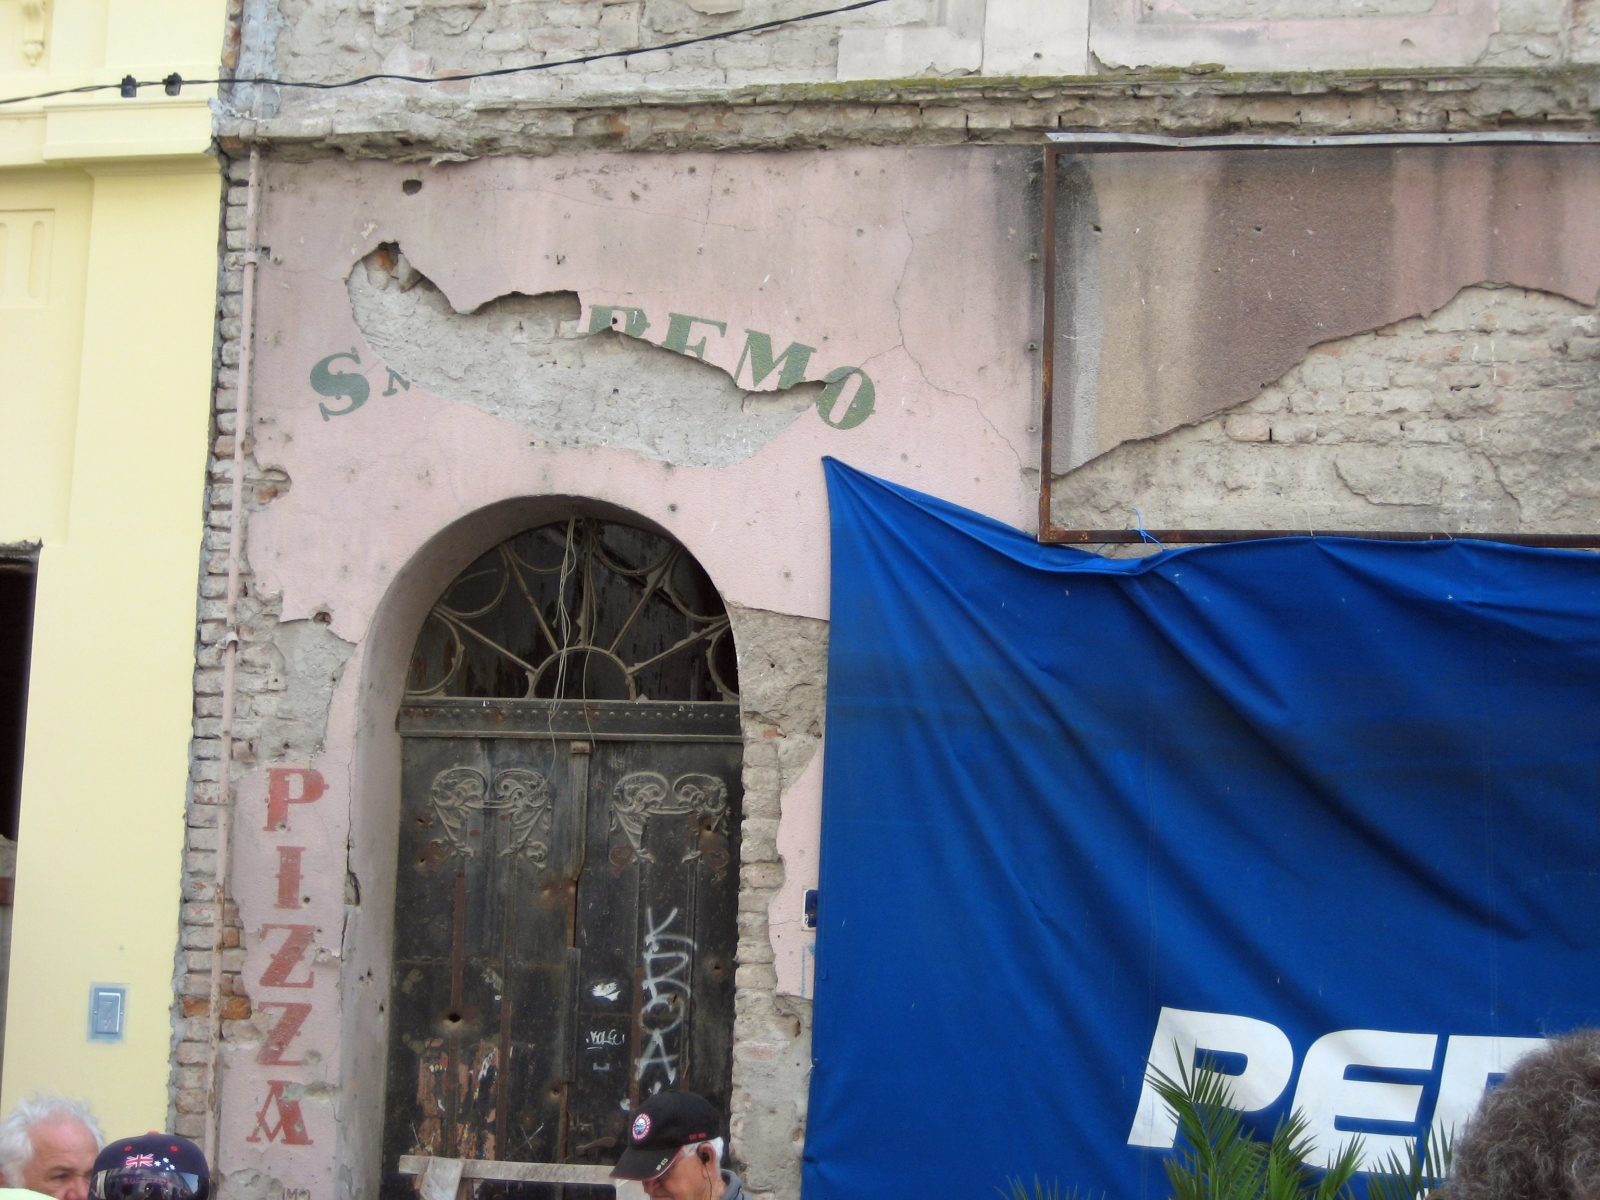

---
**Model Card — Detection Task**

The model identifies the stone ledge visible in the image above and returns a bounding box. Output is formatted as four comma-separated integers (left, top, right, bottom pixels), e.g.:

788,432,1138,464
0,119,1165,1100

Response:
216,67,1600,158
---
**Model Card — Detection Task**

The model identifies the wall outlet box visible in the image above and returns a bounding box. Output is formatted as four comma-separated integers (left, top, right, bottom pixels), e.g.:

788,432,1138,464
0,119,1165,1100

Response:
88,985,125,1042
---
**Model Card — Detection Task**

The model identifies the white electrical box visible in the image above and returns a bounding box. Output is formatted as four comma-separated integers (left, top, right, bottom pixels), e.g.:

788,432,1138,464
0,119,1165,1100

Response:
88,985,125,1042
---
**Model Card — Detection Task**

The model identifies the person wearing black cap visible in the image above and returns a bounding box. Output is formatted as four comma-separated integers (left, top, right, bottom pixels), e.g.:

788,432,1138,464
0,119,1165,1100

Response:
610,1092,745,1200
88,1134,208,1200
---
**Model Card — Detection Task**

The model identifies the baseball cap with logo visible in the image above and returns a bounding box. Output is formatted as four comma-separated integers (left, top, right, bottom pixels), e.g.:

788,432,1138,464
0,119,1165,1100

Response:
609,1092,722,1181
91,1134,209,1200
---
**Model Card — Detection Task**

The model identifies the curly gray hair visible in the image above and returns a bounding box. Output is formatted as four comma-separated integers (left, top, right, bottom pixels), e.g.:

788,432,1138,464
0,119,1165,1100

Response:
1446,1028,1600,1200
0,1094,103,1187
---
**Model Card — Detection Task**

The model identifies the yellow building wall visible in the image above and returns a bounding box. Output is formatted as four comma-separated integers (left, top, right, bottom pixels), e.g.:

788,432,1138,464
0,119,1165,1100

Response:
0,0,224,1143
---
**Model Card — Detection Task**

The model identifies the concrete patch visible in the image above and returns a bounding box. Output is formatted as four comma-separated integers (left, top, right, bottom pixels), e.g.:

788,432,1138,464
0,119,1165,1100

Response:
256,619,356,765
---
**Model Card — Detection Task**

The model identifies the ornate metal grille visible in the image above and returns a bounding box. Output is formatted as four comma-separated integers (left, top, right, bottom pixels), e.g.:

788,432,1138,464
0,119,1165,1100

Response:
405,518,738,702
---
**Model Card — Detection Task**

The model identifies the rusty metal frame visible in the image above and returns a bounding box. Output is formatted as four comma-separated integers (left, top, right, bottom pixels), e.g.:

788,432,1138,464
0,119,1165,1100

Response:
1037,131,1600,549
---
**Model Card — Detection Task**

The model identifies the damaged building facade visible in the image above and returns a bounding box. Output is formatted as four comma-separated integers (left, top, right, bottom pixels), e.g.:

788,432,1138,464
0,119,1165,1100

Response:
179,2,1600,1199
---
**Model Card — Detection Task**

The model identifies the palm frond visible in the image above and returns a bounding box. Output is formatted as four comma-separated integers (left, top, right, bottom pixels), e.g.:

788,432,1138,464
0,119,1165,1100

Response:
1310,1135,1364,1200
1364,1129,1452,1200
1000,1176,1099,1200
1150,1054,1267,1200
1013,1049,1448,1200
1147,1048,1366,1200
1261,1112,1315,1200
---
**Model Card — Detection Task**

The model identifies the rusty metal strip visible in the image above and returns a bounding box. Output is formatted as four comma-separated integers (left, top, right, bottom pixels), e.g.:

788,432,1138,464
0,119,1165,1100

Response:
495,908,513,1159
398,700,742,742
1041,528,1600,548
1039,142,1058,544
1047,131,1600,149
451,873,467,1015
1036,138,1600,550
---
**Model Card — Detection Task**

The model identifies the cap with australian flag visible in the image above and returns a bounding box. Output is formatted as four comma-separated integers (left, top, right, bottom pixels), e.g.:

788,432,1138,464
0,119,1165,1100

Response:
91,1133,209,1200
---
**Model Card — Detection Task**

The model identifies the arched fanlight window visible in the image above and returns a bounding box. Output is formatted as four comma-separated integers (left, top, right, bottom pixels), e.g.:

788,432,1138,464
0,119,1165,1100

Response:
405,518,738,703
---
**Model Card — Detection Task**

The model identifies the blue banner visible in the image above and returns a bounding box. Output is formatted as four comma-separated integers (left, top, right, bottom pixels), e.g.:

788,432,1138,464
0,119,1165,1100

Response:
804,460,1600,1200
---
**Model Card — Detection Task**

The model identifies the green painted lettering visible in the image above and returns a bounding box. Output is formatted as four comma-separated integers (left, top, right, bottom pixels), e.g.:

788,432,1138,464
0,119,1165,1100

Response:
816,366,875,430
382,368,410,397
311,349,370,421
735,329,816,391
661,313,727,360
587,305,651,337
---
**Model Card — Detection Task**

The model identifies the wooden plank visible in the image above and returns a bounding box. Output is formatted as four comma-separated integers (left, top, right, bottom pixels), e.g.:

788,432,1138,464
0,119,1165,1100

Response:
399,1157,647,1199
401,1155,617,1183
415,1157,462,1200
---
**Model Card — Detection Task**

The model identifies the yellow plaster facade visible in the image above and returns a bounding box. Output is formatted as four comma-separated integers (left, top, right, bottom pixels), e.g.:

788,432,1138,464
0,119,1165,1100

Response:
0,0,224,1139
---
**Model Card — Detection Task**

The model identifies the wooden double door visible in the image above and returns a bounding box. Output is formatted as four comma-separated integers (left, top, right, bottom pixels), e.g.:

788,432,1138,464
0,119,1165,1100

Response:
380,700,742,1197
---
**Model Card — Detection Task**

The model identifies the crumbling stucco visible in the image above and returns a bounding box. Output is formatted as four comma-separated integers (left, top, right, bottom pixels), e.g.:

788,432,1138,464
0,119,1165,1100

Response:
726,602,826,1200
256,620,356,764
217,1167,293,1200
218,68,1600,161
348,249,823,468
232,0,1600,135
1051,285,1600,535
1053,144,1600,469
173,407,306,1133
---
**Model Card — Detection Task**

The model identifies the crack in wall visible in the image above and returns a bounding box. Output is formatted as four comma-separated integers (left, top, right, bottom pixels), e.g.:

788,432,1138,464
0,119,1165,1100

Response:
889,209,1029,476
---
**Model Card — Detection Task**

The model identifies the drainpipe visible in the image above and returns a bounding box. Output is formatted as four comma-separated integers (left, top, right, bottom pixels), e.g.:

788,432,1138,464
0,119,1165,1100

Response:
205,140,261,1165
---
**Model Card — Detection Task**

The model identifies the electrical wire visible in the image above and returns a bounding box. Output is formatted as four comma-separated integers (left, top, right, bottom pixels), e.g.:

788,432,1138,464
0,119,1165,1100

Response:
0,0,892,108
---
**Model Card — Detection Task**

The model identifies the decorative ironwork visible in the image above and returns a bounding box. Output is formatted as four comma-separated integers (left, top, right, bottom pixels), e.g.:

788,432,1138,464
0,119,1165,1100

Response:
610,771,729,864
426,766,553,864
406,518,738,702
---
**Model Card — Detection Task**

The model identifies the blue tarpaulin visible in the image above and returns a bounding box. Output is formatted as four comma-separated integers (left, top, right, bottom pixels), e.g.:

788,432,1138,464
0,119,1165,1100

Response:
803,459,1600,1200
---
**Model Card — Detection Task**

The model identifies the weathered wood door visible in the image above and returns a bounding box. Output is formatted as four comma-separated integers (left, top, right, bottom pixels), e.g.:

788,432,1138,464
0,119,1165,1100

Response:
380,520,742,1198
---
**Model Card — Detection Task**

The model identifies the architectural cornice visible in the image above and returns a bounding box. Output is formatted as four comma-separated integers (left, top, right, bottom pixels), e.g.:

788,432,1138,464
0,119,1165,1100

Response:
216,66,1600,159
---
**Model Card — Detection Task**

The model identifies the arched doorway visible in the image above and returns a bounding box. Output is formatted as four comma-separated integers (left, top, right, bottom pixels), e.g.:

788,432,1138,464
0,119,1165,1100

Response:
380,517,742,1194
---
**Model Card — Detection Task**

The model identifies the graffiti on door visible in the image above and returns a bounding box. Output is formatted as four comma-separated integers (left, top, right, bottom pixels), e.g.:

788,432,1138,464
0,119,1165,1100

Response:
636,907,695,1095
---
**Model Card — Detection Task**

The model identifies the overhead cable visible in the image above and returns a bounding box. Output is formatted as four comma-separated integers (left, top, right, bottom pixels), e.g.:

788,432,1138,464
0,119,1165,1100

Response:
0,0,892,109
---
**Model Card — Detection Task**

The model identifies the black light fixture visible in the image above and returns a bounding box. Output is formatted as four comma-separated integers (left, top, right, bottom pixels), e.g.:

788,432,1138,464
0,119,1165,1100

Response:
163,73,182,96
118,74,137,98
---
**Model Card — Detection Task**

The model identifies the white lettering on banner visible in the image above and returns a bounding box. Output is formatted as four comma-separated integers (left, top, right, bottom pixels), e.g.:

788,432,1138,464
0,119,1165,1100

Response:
1128,1013,1548,1172
1292,1029,1438,1169
1127,1008,1296,1149
1430,1036,1545,1146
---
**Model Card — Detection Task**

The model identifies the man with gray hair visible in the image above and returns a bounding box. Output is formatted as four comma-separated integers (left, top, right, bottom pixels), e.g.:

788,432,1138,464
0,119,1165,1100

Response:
1445,1028,1600,1200
0,1096,101,1200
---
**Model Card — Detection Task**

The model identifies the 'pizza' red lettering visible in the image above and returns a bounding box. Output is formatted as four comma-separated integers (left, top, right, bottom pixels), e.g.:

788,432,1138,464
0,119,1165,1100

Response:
259,924,317,989
265,769,326,832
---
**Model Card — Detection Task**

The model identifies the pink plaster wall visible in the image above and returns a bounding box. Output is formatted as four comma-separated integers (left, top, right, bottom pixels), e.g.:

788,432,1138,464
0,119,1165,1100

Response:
218,146,1040,1193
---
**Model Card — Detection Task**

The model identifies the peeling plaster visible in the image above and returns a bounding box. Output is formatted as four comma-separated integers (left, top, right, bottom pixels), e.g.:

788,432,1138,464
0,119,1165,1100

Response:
1052,285,1600,536
257,619,356,764
348,249,824,468
1058,144,1600,469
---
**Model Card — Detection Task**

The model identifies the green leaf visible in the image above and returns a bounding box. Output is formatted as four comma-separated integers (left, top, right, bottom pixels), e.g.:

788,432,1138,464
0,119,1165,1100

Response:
998,1176,1097,1200
1364,1128,1453,1200
1011,1046,1437,1200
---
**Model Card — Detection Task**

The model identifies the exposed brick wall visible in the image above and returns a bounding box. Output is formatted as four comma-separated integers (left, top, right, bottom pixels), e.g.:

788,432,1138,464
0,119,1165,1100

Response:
724,605,826,1200
1051,285,1600,537
169,156,283,1139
